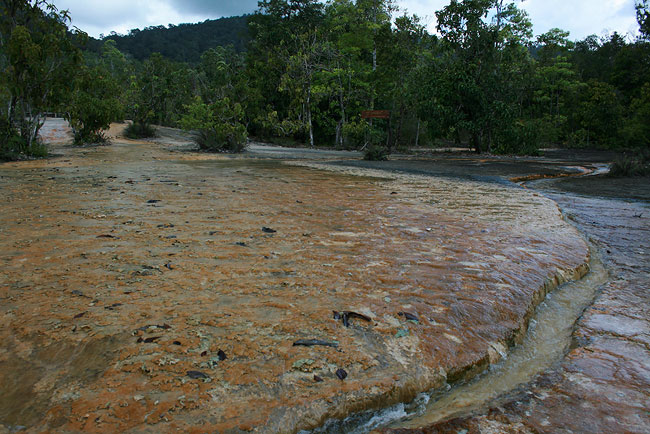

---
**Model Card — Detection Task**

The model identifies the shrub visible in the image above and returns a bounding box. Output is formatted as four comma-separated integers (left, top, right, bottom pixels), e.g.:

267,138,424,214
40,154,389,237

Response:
493,120,541,156
180,97,247,153
0,117,48,160
124,121,156,139
340,121,368,149
609,149,650,177
363,143,389,161
66,66,123,146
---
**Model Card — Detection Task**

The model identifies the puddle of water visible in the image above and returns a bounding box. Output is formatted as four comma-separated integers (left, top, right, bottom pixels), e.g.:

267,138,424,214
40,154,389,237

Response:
306,247,608,433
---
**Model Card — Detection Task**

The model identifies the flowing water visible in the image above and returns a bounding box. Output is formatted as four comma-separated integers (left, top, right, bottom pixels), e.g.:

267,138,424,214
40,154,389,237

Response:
306,245,608,433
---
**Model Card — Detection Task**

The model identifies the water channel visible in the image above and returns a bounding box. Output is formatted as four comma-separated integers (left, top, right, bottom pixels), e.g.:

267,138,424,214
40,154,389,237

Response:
306,243,608,433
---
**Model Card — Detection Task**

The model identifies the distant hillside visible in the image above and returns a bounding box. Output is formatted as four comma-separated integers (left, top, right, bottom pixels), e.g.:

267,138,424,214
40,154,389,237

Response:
90,15,250,63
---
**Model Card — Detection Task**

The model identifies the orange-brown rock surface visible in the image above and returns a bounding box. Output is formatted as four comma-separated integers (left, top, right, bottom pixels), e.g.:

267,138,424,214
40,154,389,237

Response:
383,179,649,434
0,121,589,433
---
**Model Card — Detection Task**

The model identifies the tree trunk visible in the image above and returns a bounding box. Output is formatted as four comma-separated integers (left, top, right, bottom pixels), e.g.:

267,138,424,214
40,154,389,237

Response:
306,82,314,148
337,73,346,148
335,121,342,149
473,132,482,154
394,103,405,150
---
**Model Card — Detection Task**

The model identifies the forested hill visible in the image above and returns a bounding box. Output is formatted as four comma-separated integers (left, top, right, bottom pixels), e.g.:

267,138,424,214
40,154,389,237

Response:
90,15,250,63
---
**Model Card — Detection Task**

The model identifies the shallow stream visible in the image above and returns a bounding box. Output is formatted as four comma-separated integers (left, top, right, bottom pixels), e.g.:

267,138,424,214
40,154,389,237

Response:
307,246,608,433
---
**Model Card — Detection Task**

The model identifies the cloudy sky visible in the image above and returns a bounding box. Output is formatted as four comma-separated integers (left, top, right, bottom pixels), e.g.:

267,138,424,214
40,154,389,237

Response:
52,0,640,41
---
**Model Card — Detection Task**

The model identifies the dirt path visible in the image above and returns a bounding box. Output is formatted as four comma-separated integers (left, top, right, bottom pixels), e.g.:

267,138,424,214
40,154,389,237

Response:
1,121,633,433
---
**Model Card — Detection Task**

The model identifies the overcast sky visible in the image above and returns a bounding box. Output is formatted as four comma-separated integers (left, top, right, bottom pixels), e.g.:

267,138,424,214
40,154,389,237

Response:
52,0,640,41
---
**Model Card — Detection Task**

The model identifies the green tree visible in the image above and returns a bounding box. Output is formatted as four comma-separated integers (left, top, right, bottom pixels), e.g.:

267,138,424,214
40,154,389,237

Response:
0,0,85,157
65,65,123,144
429,0,535,154
536,28,573,63
533,56,582,142
179,96,247,152
320,0,376,148
637,0,650,39
623,82,650,148
575,80,622,147
532,30,582,143
125,53,194,136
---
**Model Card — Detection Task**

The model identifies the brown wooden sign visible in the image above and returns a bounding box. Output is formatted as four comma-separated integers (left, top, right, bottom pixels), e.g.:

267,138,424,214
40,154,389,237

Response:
361,110,390,119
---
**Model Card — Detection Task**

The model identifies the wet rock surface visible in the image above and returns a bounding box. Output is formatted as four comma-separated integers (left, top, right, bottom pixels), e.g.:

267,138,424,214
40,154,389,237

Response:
383,177,649,432
0,121,591,433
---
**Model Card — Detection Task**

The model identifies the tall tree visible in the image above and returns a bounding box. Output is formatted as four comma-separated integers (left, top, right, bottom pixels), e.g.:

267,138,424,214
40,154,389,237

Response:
65,64,123,144
532,29,582,142
0,0,85,155
430,0,534,153
637,0,650,39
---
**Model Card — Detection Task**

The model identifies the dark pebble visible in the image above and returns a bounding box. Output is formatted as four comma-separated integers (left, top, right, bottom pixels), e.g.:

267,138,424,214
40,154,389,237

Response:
336,368,347,380
173,341,182,345
293,339,338,348
147,199,160,204
217,349,227,361
187,370,209,380
314,375,323,382
398,311,419,322
262,227,277,233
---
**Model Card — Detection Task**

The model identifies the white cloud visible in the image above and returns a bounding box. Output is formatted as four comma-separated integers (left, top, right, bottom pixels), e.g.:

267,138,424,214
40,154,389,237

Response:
52,0,252,37
52,0,639,40
519,0,638,39
396,0,639,40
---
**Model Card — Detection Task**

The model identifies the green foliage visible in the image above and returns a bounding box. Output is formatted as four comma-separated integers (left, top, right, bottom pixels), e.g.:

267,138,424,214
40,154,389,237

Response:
24,0,646,158
637,0,650,39
621,82,650,148
363,143,389,160
428,0,535,153
341,120,371,149
0,0,85,156
180,97,247,153
0,115,48,160
66,66,123,145
89,16,250,62
533,55,583,143
493,120,541,155
124,121,156,139
609,149,650,177
575,80,622,148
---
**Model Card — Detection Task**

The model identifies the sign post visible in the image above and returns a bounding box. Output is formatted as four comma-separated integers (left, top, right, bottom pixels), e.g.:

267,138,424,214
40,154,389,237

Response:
361,110,390,120
361,110,391,150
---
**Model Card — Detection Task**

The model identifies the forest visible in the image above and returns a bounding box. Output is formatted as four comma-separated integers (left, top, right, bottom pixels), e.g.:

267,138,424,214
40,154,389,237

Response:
1,0,649,161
